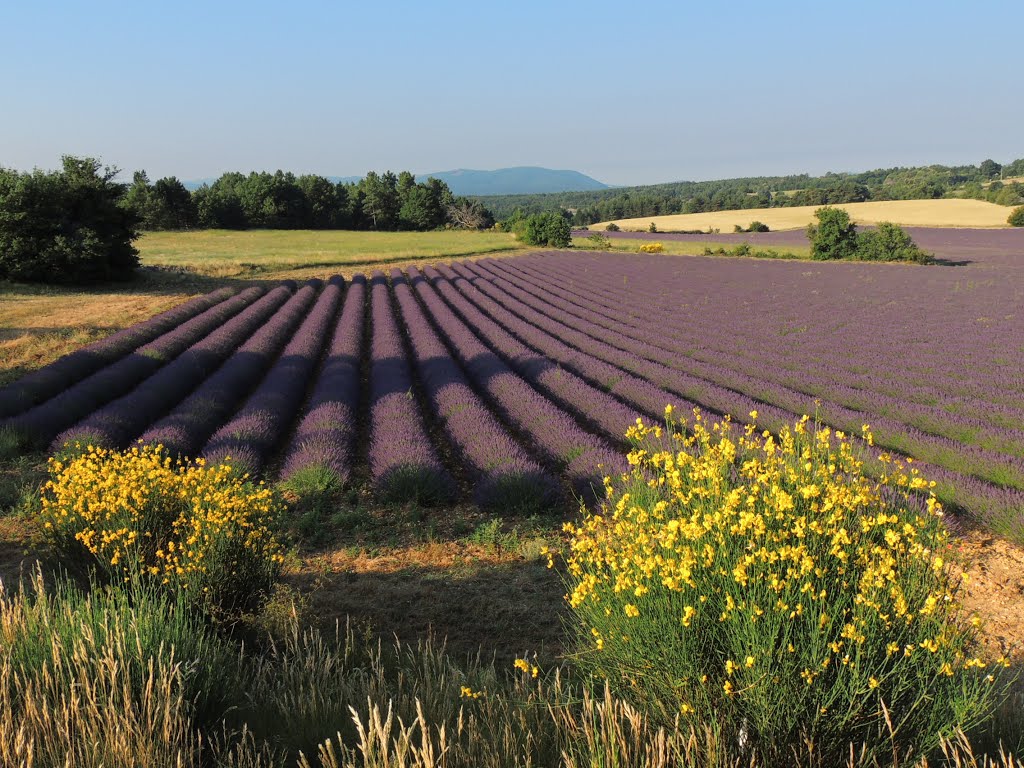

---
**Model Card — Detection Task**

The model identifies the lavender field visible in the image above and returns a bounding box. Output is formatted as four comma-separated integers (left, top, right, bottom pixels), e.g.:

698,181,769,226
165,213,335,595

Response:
2,244,1022,538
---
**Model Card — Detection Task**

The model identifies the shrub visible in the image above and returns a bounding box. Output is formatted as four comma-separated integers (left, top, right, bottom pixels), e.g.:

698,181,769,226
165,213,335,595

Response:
40,444,286,613
518,212,571,247
748,220,770,232
562,409,1005,764
0,156,139,283
733,224,744,233
807,206,858,260
637,242,665,253
858,222,933,263
648,222,658,233
1009,206,1024,227
605,222,620,232
585,233,612,250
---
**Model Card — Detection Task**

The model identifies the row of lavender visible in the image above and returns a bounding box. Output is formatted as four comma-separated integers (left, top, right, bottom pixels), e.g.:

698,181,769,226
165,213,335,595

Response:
1,270,633,512
428,252,1023,539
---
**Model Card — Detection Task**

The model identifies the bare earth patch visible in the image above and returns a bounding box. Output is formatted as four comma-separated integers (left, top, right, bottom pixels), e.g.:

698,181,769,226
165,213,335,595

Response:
956,528,1024,661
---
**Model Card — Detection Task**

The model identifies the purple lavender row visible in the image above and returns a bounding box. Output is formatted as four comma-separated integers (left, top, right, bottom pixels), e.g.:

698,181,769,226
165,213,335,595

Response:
53,283,296,452
420,265,642,445
5,286,265,449
529,251,1024,424
544,252,1024,412
484,258,1024,490
464,259,1024,535
0,286,239,419
518,256,1024,455
280,275,367,486
202,277,344,475
401,267,626,503
390,269,558,512
138,281,323,461
367,271,454,505
443,261,697,422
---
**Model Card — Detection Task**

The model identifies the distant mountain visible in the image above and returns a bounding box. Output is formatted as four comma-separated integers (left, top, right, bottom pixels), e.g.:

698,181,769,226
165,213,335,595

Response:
423,167,608,196
182,167,609,196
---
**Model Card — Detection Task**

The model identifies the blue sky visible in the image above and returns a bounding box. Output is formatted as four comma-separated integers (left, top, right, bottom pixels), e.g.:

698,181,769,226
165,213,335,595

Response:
2,0,1021,186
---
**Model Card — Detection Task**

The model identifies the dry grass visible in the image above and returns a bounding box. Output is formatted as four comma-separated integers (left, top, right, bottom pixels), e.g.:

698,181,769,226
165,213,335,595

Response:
595,199,1015,233
0,277,208,387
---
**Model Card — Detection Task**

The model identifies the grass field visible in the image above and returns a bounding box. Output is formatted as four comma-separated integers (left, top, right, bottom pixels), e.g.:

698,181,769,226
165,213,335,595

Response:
595,198,1015,233
138,228,524,279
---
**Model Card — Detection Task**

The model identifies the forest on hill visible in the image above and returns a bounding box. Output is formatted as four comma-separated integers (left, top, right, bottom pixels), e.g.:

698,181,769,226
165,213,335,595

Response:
476,158,1024,224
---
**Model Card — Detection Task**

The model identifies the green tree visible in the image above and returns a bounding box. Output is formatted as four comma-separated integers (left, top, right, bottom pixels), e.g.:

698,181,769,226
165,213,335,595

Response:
194,173,246,228
360,171,399,229
149,177,197,230
807,206,857,260
296,174,341,228
0,156,139,283
856,222,932,263
519,212,571,247
979,159,1002,179
1008,206,1024,227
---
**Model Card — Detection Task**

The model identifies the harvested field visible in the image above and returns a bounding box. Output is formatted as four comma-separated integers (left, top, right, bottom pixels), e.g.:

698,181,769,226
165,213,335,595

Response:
594,198,1014,232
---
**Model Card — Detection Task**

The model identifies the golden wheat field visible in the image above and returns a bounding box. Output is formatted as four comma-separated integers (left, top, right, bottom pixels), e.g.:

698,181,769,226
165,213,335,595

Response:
595,198,1014,232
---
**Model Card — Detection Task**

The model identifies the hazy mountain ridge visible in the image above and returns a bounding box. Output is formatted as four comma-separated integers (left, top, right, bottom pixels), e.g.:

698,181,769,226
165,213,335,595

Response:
183,167,608,195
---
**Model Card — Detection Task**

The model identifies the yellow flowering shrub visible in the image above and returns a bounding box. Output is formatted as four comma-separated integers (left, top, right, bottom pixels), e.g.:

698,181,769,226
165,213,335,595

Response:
561,409,1003,763
637,242,665,253
41,444,285,613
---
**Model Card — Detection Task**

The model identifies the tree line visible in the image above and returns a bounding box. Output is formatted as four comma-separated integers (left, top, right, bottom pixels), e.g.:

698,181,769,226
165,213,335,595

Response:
124,169,494,231
478,158,1024,224
0,157,497,284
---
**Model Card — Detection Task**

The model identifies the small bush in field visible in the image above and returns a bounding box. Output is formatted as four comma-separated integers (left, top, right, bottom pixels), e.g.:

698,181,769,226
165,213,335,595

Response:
604,222,620,232
858,222,933,263
637,242,665,253
1008,206,1024,227
748,220,770,232
648,222,658,233
585,233,612,250
40,443,285,614
561,408,1005,764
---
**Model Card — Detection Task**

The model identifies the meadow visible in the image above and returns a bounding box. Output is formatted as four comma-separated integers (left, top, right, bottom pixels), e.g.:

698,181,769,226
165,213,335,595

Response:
137,228,524,278
1,229,1023,765
594,198,1014,232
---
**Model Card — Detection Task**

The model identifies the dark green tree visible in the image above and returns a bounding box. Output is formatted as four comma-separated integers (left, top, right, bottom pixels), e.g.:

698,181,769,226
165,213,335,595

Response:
149,177,197,229
194,173,247,228
979,159,1002,179
297,174,341,228
807,207,858,260
360,171,399,229
519,212,571,247
0,156,139,283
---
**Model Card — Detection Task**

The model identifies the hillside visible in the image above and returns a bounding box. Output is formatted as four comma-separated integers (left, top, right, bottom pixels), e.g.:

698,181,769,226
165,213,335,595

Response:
594,199,1015,232
423,167,608,195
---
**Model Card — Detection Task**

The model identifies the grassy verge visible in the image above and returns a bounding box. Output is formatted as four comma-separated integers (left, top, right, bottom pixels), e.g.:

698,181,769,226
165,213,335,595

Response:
573,235,812,260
